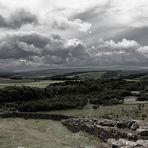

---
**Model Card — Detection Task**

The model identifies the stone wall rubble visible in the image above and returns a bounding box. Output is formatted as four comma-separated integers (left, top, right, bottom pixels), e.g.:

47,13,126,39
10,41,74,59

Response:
62,118,148,148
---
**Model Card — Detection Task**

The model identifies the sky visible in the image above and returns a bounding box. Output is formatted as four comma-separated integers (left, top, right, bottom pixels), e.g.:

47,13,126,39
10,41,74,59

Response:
0,0,148,71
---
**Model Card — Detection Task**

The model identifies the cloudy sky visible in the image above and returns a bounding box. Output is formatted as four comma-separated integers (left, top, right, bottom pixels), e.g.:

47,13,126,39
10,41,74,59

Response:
0,0,148,71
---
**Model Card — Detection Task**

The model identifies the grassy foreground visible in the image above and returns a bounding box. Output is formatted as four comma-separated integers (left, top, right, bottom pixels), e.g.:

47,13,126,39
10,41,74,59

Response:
0,118,103,148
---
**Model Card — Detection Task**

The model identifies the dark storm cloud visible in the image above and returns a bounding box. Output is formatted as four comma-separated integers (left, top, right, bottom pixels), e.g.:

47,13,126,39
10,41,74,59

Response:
0,9,38,29
0,33,89,65
86,39,148,68
1,32,148,69
0,41,37,59
0,33,59,59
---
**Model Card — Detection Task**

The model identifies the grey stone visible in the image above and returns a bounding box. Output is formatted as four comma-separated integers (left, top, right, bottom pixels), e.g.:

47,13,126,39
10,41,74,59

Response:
62,118,148,148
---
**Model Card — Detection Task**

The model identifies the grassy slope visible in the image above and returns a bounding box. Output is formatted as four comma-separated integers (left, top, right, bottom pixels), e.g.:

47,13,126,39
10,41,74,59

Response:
47,104,148,121
0,104,147,147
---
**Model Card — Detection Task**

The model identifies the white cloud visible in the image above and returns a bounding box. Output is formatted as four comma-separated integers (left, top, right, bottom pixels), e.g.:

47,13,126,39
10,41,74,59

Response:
89,39,140,57
64,38,85,47
49,14,91,33
137,46,148,57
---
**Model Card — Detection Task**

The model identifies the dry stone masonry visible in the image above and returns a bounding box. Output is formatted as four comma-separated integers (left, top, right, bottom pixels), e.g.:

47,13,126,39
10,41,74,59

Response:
62,118,148,148
0,111,74,121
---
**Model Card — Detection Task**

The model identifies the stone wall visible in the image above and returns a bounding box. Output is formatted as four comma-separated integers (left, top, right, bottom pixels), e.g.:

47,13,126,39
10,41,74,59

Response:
62,118,148,148
0,111,74,121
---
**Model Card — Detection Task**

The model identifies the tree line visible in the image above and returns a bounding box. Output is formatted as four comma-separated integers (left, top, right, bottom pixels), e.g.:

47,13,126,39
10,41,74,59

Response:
0,78,147,112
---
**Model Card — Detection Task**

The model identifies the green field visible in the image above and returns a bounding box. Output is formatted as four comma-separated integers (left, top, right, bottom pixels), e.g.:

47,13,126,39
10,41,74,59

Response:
47,103,148,121
0,79,63,88
67,71,105,79
0,118,104,148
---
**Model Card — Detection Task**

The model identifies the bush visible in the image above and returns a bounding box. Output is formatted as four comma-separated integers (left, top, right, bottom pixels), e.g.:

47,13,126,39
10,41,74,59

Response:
137,94,148,101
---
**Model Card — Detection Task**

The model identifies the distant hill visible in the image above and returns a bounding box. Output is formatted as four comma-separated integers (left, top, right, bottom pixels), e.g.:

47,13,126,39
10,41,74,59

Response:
1,67,148,80
10,67,102,78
